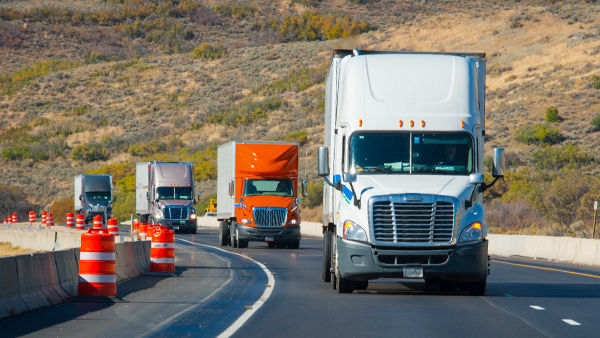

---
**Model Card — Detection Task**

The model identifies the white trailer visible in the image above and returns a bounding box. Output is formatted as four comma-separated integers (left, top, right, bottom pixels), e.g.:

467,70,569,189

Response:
318,49,505,294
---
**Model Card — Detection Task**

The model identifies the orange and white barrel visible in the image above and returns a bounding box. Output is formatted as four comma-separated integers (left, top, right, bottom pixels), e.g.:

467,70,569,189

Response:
11,213,17,223
76,214,86,230
133,221,140,240
47,212,54,227
28,211,36,223
139,222,149,240
107,218,119,236
41,211,47,226
78,228,116,297
150,226,175,273
3,218,7,224
66,213,75,227
93,215,104,233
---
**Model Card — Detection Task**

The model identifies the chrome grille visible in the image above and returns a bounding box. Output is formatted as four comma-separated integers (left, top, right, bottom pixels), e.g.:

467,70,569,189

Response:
253,207,287,227
164,206,188,220
371,201,454,244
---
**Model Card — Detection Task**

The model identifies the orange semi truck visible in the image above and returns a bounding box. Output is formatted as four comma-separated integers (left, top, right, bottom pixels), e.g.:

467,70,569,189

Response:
217,141,307,249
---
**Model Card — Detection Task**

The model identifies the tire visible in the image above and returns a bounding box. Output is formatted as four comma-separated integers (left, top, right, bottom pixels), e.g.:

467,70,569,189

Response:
336,270,355,294
322,229,332,282
231,225,238,248
219,221,229,246
267,242,276,248
288,239,300,249
235,227,248,248
460,277,487,296
353,280,368,291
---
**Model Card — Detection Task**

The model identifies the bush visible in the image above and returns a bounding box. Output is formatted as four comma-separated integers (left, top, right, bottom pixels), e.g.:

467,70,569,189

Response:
283,131,308,145
86,162,134,181
0,185,37,218
49,197,73,224
590,114,600,131
545,106,561,122
121,17,194,53
71,143,109,162
304,181,323,208
292,0,321,7
1,59,78,95
213,3,256,18
257,64,328,95
531,144,595,170
1,140,70,161
206,98,283,126
593,75,600,89
193,42,227,59
515,124,563,145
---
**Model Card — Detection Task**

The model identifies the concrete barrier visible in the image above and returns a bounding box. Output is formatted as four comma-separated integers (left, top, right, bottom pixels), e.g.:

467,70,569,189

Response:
301,221,322,238
0,256,27,318
53,249,79,296
115,242,138,282
197,216,219,228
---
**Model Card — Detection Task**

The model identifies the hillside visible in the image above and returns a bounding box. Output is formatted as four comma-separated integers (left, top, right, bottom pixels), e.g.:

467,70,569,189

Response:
1,1,600,235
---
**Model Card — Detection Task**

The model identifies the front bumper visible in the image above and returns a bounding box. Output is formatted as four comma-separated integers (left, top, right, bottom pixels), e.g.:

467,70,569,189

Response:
237,224,300,242
157,219,197,231
337,237,488,282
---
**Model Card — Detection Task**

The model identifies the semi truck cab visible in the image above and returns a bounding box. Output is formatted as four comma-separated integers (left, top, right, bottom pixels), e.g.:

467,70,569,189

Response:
318,49,505,294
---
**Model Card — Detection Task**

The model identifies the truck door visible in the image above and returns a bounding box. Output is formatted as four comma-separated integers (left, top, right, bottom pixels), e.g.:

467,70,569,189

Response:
332,131,347,229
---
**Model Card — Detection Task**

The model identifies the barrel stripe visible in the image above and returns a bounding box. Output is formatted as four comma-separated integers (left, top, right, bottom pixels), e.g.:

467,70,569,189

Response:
151,243,175,249
150,257,175,264
79,274,116,283
80,252,115,261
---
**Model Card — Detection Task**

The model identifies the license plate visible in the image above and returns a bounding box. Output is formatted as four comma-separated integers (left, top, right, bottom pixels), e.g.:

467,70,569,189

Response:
403,267,423,278
173,226,180,230
265,236,275,242
180,220,186,224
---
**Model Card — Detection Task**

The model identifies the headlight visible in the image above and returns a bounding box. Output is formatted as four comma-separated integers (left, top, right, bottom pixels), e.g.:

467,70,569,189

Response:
190,213,197,220
287,218,298,225
459,222,483,243
343,220,367,242
241,218,251,224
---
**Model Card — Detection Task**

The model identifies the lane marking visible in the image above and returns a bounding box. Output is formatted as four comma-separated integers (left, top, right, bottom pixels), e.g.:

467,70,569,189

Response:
142,244,235,337
562,319,581,326
176,238,275,338
492,260,600,279
529,305,545,311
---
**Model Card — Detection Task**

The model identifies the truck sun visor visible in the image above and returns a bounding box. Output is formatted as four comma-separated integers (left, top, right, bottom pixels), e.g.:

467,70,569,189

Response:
83,175,111,192
236,144,298,177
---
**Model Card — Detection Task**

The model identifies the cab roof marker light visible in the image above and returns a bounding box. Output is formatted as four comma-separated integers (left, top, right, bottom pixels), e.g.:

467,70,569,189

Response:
359,119,363,127
421,120,426,128
410,120,414,127
399,120,403,127
461,120,465,128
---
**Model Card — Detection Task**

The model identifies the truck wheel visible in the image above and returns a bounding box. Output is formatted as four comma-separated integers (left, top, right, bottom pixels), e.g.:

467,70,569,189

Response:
460,277,487,296
322,229,332,282
335,271,355,294
231,225,238,248
288,239,300,249
219,221,230,246
353,280,368,291
235,227,248,248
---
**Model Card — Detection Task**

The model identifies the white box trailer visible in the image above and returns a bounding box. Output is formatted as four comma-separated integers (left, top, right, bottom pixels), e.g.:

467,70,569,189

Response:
135,162,150,215
216,142,236,220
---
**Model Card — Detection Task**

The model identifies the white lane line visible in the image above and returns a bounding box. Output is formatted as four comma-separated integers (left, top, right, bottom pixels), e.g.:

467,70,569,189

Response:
176,238,275,338
504,293,515,297
562,319,581,326
529,305,545,310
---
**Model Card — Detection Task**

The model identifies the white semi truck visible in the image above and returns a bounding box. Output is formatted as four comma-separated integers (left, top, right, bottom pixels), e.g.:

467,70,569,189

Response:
318,49,505,295
74,174,113,224
136,161,199,233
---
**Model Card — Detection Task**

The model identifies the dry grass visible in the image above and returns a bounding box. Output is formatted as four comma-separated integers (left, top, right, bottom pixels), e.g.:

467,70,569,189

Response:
0,242,35,257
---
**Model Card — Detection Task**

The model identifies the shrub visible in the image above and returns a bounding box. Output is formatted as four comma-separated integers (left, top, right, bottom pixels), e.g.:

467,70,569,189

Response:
283,131,308,145
128,140,168,157
292,0,321,7
591,114,600,131
71,143,109,162
593,75,600,89
206,98,283,126
531,144,595,170
121,17,194,53
257,64,328,95
0,185,37,217
193,42,227,59
304,181,323,208
49,197,73,224
86,162,135,181
1,140,70,161
213,3,256,18
545,106,561,122
1,59,78,95
515,124,563,145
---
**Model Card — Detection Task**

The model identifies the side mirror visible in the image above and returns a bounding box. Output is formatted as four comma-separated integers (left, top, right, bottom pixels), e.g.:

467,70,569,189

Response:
301,180,307,197
318,146,330,177
228,180,234,196
343,172,357,183
469,173,484,184
493,148,505,178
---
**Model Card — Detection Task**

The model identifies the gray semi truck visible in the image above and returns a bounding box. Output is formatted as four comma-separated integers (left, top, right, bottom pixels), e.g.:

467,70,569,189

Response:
74,174,113,224
136,161,199,233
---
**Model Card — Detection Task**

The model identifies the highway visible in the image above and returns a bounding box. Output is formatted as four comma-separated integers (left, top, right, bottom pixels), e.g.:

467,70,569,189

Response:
2,228,600,337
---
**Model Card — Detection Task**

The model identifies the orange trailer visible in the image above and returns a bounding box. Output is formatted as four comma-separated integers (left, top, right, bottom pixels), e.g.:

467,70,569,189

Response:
217,141,307,249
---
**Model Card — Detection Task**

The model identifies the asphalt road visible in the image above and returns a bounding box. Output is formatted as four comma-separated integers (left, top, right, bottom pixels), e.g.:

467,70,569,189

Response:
3,228,600,337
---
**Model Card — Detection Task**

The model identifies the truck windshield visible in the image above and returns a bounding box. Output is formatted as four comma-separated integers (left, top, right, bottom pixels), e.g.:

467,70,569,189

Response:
350,132,473,175
85,192,110,203
244,179,294,197
156,187,193,200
